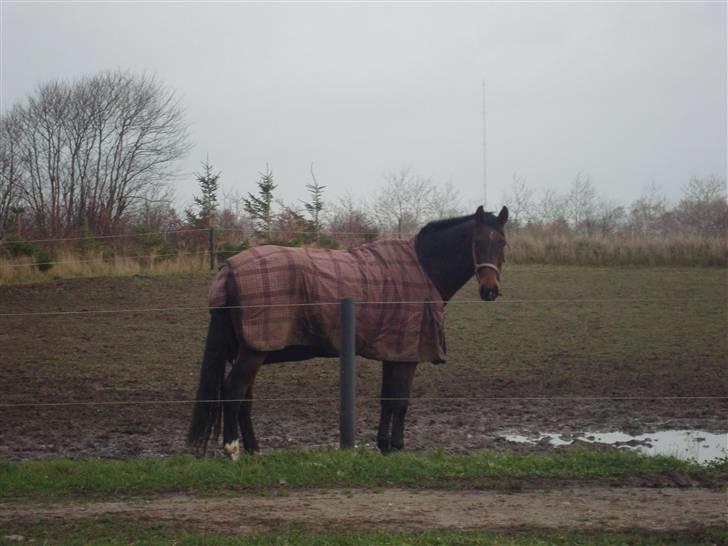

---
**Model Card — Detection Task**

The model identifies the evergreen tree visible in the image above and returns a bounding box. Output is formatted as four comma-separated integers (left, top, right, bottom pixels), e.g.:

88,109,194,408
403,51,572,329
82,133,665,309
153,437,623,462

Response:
304,163,326,242
243,166,276,240
185,157,220,228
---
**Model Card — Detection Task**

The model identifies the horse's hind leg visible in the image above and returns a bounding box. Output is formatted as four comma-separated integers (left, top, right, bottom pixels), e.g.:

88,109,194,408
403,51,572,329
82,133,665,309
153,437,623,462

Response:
377,361,417,453
238,384,258,454
223,349,265,461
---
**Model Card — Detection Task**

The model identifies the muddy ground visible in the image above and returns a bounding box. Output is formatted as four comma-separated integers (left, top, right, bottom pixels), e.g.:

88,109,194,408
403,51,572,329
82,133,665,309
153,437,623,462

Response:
2,488,726,535
0,266,726,460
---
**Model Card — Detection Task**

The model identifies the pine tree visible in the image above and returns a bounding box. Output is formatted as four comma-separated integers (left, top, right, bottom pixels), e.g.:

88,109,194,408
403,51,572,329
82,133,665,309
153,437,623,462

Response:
185,157,220,228
304,163,326,242
243,166,277,240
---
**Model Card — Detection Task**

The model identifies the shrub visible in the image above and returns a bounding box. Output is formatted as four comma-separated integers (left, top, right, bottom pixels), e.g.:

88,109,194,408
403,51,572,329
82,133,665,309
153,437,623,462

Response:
217,240,250,262
34,248,53,272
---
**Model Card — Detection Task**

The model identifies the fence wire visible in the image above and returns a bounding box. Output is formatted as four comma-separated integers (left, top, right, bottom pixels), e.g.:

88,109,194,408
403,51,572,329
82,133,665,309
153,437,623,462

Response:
1,293,725,410
0,227,213,245
0,296,718,318
1,395,726,409
0,249,211,269
0,226,380,246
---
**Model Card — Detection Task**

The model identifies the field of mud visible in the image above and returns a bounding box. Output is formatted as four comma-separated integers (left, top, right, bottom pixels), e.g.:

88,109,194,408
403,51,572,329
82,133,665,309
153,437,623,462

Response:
1,265,726,461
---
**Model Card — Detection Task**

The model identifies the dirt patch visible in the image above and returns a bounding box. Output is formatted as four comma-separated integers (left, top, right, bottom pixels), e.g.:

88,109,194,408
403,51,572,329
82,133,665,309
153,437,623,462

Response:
0,268,726,460
1,488,726,534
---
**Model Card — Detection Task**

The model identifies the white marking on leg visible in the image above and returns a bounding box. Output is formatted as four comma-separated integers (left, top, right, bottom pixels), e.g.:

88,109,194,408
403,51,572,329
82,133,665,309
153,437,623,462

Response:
224,439,240,461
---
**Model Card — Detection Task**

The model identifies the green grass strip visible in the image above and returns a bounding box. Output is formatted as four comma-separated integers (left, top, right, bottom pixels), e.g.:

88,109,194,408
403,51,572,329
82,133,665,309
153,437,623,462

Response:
1,448,725,499
2,522,727,546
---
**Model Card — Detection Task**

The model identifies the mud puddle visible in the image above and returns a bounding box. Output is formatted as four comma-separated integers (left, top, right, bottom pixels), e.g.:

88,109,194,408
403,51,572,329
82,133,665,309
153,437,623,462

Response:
503,429,727,464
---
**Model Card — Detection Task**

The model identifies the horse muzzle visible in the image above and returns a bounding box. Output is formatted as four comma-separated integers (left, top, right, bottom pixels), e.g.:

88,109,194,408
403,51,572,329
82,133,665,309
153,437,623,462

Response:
479,284,499,301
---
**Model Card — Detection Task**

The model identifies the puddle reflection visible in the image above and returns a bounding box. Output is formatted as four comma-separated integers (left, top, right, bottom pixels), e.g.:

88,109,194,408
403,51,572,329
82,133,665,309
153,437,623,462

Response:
503,429,727,465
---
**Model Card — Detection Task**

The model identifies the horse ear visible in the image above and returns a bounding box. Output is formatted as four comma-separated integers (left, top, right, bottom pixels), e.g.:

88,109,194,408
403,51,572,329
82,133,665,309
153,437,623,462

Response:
497,206,509,225
475,205,486,224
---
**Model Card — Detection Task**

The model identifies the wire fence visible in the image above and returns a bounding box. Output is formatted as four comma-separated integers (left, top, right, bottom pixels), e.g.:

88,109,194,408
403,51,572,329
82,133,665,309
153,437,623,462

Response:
1,292,724,413
0,226,385,273
0,249,212,269
1,296,725,410
0,226,380,246
0,297,718,318
1,395,725,410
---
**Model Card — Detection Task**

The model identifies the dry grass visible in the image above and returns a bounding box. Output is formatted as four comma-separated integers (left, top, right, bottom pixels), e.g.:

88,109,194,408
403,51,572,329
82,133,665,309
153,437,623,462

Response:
508,235,727,267
0,250,210,285
1,236,725,284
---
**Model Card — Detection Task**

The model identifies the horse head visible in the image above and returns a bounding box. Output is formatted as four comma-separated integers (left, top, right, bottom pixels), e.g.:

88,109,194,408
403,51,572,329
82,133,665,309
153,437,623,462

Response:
473,205,508,301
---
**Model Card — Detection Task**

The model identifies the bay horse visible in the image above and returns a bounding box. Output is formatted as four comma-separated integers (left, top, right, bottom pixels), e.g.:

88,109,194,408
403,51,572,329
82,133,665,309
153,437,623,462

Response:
187,205,508,459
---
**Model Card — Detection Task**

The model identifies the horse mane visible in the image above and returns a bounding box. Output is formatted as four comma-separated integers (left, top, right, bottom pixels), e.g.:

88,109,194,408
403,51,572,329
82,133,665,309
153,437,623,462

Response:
417,210,502,238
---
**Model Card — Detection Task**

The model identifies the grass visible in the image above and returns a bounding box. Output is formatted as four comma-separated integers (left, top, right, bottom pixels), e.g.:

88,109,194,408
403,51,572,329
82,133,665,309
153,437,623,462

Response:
2,521,727,546
508,235,727,267
0,249,210,284
1,448,724,500
1,235,725,284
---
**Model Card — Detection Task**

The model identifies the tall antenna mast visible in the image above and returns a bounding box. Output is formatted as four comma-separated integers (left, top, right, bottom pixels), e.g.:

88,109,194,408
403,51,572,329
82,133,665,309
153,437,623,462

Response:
481,79,487,208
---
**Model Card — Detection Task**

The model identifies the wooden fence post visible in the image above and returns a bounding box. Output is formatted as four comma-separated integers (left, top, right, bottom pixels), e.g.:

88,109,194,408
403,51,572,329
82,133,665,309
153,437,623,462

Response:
339,298,356,448
209,227,217,270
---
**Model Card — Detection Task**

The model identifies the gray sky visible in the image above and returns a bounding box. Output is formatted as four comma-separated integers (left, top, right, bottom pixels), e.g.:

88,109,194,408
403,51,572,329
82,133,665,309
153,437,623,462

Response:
2,1,726,213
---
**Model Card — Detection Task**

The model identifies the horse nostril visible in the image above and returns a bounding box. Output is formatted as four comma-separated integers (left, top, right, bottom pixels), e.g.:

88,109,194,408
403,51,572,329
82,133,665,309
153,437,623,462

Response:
480,285,498,301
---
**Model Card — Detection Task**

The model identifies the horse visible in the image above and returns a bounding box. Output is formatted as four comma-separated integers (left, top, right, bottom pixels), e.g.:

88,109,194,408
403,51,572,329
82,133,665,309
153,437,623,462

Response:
187,205,508,459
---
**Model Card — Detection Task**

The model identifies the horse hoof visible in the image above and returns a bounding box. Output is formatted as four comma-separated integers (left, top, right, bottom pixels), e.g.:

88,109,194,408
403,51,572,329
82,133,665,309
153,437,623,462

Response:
224,440,240,461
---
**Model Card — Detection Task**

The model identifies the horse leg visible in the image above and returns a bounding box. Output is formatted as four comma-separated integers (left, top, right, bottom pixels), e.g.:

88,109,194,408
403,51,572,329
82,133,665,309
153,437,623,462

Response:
377,363,395,453
238,384,258,454
223,349,264,461
377,361,417,453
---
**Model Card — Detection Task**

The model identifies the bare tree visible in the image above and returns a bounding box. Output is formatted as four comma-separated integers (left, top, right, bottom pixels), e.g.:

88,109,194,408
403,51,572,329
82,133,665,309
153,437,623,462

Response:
374,170,435,238
535,187,567,226
3,70,190,237
502,173,535,226
628,182,669,238
325,193,377,246
591,199,626,238
428,180,464,220
0,109,23,238
678,175,727,238
565,173,597,234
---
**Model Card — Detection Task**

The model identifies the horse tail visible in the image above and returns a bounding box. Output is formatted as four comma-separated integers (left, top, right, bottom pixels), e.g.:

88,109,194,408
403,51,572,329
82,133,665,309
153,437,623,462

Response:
187,308,236,455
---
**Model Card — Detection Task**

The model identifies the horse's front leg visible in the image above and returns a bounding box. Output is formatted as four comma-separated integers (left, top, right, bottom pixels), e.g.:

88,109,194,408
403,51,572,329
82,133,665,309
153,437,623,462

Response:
223,349,264,461
377,361,417,453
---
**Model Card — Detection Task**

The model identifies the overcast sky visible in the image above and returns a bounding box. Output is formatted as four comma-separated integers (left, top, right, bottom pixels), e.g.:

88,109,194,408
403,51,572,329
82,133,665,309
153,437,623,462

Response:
2,1,726,213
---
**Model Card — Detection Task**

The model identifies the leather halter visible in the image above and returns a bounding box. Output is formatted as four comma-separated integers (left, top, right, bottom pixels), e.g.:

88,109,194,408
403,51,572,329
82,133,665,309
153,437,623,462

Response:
472,239,501,281
474,262,500,280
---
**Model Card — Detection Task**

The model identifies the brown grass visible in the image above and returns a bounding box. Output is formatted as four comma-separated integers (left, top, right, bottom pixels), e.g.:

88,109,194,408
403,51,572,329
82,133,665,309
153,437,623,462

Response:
1,235,725,284
508,235,727,267
0,250,210,285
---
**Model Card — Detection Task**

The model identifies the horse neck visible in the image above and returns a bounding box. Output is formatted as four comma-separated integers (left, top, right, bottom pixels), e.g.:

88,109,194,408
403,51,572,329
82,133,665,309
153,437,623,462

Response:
414,219,474,302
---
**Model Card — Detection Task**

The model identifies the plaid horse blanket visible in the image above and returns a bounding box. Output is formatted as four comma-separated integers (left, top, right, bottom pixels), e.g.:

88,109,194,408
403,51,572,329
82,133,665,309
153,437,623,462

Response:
208,239,446,364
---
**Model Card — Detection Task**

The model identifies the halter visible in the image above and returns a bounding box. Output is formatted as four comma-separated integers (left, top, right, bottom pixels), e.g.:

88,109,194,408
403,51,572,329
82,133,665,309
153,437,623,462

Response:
472,227,504,282
474,262,500,280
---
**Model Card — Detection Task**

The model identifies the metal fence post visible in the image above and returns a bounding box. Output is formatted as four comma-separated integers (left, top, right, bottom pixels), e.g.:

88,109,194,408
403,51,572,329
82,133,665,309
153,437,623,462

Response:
340,298,356,448
209,227,217,270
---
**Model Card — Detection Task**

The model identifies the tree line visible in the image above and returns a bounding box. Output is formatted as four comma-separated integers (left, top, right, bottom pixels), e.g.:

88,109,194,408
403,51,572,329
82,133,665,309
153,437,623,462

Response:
2,70,725,249
502,173,726,240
